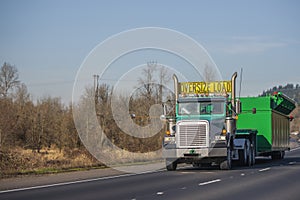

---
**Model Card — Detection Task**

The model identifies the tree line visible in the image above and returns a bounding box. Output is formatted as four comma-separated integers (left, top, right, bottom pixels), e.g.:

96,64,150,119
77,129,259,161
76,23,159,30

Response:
259,83,300,132
0,63,80,153
260,83,300,104
1,61,298,156
0,62,172,155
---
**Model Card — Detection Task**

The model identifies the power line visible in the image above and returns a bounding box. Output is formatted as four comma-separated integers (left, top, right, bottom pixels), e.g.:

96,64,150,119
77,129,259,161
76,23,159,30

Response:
25,78,153,87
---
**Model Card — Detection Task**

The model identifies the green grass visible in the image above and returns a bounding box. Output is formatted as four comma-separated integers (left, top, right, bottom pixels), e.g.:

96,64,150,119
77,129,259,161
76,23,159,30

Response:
1,165,107,178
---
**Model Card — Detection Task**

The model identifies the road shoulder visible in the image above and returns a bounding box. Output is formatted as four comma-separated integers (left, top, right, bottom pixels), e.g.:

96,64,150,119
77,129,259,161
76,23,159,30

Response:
0,167,125,191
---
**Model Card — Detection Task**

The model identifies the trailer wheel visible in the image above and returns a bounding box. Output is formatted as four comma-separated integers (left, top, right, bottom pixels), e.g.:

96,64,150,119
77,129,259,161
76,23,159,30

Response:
166,159,177,171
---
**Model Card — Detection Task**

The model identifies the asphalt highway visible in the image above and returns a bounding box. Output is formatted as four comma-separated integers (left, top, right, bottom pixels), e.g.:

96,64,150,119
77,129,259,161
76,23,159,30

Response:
1,147,300,200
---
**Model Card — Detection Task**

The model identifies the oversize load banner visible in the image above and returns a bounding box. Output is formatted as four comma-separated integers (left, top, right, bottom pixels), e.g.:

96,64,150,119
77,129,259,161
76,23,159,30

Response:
179,81,232,94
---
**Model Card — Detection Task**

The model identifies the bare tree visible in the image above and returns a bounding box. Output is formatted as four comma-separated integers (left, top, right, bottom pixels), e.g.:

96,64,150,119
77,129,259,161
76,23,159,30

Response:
203,64,216,82
0,98,18,150
13,84,32,147
131,62,171,127
157,65,170,103
137,61,157,101
14,83,30,104
0,63,20,98
137,62,170,103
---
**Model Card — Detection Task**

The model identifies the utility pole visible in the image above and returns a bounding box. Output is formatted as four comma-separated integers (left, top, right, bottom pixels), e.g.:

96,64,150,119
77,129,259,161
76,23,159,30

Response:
159,64,164,103
93,74,99,105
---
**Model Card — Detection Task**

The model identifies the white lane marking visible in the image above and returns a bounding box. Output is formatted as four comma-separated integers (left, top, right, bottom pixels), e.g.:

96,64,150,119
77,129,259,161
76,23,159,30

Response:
0,169,165,194
157,192,164,195
199,179,221,186
241,173,245,176
180,172,196,174
0,174,134,194
259,167,271,172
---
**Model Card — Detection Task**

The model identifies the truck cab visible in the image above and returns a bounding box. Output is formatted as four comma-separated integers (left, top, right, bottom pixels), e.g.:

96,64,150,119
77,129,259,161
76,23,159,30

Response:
162,73,239,170
176,97,227,148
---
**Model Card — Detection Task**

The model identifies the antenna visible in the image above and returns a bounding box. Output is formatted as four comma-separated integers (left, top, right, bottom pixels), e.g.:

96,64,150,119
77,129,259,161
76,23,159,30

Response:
239,68,243,98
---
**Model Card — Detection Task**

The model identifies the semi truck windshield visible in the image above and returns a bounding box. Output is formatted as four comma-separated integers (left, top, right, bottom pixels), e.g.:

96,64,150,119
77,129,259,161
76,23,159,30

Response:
178,101,224,115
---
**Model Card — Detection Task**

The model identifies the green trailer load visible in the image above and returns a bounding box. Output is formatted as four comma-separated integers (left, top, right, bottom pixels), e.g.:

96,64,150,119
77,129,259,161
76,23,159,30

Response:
237,92,296,158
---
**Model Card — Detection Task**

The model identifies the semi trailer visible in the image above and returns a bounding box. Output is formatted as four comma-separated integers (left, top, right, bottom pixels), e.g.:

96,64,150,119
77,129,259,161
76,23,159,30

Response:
162,72,296,170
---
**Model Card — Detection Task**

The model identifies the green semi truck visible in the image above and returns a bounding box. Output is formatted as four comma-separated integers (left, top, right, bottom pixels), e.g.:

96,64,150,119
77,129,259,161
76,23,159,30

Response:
162,72,296,170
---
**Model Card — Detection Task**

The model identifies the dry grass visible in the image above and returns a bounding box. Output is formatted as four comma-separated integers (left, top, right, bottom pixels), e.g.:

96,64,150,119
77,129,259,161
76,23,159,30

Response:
0,146,162,178
100,149,162,166
0,147,103,178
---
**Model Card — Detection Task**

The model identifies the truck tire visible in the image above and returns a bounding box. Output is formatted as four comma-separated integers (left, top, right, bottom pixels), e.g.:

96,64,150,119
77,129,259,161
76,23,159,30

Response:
238,148,247,166
244,140,255,166
239,141,252,166
220,149,232,170
166,159,177,171
246,148,252,167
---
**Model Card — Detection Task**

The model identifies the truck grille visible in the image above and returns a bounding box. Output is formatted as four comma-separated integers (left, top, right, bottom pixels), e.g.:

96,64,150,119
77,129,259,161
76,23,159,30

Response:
177,121,209,148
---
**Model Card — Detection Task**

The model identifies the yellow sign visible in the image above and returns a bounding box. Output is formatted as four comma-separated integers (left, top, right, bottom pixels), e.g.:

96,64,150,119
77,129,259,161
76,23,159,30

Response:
179,81,232,94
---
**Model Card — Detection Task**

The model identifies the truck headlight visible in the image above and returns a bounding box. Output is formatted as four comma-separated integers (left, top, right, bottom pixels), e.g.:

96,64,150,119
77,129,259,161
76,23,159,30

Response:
164,136,176,144
215,135,226,141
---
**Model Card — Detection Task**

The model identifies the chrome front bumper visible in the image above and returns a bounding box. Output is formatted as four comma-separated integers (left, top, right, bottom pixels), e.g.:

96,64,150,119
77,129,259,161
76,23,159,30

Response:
162,147,227,159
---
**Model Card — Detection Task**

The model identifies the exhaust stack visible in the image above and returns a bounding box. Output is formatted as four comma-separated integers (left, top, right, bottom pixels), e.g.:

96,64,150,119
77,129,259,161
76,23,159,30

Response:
173,74,179,102
231,72,237,115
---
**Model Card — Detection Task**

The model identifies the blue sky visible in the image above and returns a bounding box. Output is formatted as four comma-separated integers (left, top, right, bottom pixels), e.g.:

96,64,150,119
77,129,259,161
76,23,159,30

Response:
0,0,299,103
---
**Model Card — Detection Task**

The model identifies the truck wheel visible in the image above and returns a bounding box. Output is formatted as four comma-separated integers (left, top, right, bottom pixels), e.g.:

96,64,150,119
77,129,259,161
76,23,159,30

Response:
166,159,177,171
220,149,232,170
238,145,247,166
246,148,252,167
244,140,254,166
238,148,247,166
